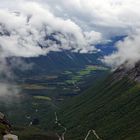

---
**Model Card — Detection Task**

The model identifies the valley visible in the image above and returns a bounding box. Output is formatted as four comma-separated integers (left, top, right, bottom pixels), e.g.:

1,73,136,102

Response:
0,0,139,139
0,64,108,140
20,65,108,99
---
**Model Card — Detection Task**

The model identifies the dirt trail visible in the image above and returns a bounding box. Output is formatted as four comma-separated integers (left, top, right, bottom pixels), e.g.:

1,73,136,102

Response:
55,112,67,140
54,112,102,140
84,129,102,140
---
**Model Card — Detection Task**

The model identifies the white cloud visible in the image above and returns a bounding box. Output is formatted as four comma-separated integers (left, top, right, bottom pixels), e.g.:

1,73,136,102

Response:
84,31,103,45
0,56,20,97
41,0,140,36
40,0,140,67
0,83,19,97
0,0,103,96
0,1,102,58
1,0,140,69
26,1,140,68
103,31,140,68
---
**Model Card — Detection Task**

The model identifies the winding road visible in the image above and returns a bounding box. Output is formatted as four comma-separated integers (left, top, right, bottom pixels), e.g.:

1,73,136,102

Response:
54,112,67,140
84,129,102,140
54,112,102,140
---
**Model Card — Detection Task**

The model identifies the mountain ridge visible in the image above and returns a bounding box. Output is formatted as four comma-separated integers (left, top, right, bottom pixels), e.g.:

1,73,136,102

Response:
47,63,140,140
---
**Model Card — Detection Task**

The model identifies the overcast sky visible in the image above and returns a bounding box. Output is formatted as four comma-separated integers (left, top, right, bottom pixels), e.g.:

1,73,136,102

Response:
0,0,140,67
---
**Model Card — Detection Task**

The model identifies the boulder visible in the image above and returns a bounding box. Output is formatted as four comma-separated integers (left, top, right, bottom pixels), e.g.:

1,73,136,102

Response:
3,134,18,140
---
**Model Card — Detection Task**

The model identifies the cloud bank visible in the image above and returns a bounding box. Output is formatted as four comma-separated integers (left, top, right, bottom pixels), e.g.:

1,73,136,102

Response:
103,31,140,68
36,0,140,68
1,0,140,68
40,0,140,36
0,1,103,58
0,0,104,96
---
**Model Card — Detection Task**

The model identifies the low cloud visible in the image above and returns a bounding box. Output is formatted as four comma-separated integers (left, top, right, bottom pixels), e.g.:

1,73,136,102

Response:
0,56,19,97
19,0,140,68
103,31,140,68
0,1,104,97
2,0,140,68
0,83,19,97
0,56,33,97
0,1,103,58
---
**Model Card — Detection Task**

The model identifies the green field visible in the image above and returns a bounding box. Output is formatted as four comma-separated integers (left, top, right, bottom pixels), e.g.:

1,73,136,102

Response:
33,96,52,101
66,65,108,84
0,64,109,140
21,84,48,90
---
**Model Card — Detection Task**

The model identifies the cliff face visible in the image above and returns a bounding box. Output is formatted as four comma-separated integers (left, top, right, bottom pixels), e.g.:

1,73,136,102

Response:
112,62,140,82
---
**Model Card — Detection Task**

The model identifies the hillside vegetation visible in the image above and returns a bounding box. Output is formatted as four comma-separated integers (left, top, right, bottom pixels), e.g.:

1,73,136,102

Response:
52,76,140,140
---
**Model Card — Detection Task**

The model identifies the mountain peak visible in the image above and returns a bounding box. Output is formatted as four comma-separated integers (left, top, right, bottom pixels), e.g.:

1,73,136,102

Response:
113,61,140,82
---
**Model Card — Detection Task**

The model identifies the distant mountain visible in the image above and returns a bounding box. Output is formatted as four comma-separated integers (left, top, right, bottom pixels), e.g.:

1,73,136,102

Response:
10,36,125,78
46,62,140,140
27,51,100,72
0,21,124,77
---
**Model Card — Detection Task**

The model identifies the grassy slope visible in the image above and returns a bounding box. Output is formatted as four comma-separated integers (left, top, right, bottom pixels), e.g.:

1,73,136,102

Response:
55,77,140,140
13,126,58,140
